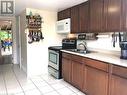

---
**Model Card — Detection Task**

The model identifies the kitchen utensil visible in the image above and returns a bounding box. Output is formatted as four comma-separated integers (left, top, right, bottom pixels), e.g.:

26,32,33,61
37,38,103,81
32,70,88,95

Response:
112,32,115,47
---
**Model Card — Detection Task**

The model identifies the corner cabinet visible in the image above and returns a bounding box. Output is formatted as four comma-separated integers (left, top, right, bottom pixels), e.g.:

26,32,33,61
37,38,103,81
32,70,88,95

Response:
57,8,70,21
58,1,89,33
110,65,127,95
57,7,79,33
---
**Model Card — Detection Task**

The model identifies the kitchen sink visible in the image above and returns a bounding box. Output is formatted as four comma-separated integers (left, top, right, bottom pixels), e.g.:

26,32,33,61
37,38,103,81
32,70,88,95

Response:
66,49,91,54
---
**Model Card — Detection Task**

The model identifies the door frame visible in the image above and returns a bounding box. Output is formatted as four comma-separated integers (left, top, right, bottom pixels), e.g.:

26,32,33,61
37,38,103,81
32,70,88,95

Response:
18,16,21,68
0,16,17,64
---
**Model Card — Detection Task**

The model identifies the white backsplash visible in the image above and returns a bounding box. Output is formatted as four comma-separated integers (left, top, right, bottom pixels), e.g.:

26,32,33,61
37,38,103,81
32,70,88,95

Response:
76,33,121,55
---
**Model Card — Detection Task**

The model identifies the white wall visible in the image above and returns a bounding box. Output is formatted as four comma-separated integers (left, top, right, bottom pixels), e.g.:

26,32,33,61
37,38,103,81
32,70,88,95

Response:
26,8,66,77
19,10,28,73
87,37,120,51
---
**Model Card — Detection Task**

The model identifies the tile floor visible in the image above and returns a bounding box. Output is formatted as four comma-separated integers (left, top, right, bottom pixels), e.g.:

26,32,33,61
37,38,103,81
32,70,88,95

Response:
0,64,86,95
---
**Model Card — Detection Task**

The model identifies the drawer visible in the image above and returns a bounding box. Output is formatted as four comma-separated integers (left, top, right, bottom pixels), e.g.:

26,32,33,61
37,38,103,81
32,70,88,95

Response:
71,54,84,63
62,52,71,59
112,65,127,79
84,58,109,72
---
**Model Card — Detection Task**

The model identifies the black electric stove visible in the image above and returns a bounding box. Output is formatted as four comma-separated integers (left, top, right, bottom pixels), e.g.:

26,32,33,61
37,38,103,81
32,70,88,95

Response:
48,46,62,51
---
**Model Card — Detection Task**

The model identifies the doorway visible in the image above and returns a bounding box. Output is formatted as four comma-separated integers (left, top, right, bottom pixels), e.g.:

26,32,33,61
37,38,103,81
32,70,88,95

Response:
0,20,12,65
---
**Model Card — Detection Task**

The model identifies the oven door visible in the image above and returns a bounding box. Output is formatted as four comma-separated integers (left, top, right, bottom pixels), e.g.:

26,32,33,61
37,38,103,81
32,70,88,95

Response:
48,50,59,70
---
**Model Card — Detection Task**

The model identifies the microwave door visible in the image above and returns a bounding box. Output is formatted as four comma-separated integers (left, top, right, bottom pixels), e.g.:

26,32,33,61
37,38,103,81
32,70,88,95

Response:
56,18,70,34
57,24,64,32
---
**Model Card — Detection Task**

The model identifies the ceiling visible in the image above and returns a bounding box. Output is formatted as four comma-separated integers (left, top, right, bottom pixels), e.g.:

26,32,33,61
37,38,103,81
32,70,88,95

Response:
15,0,87,15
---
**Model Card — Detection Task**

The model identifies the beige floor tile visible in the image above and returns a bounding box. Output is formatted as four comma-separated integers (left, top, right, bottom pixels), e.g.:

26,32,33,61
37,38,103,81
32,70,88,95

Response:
57,87,74,95
38,85,54,94
44,91,60,95
25,89,41,95
51,82,66,90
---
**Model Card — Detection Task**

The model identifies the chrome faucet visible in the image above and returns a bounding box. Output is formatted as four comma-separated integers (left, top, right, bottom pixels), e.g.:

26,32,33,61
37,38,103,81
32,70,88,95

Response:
78,41,87,51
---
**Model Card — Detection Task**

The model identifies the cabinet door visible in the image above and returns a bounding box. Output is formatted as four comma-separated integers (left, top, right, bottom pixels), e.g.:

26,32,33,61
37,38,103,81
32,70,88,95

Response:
62,58,71,83
71,5,79,33
110,75,127,95
71,60,83,90
86,66,108,95
104,0,122,32
110,65,127,95
89,0,104,32
122,0,127,31
82,65,87,93
58,8,70,21
79,2,89,33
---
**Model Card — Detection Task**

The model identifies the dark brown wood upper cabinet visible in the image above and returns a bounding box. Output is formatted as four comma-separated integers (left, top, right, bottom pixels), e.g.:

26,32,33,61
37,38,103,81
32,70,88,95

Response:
58,2,89,33
89,0,104,32
71,5,79,33
104,0,122,32
79,2,89,33
58,8,70,21
58,0,127,33
89,0,123,32
122,0,127,31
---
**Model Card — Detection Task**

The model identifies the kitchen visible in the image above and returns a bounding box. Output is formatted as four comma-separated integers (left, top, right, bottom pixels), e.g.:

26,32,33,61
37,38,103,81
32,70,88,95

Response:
0,0,127,95
48,0,127,95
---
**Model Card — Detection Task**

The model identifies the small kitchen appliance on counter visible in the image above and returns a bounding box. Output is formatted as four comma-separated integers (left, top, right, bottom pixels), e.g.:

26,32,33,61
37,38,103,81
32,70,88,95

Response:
48,38,77,79
119,32,127,59
62,38,77,49
120,41,127,59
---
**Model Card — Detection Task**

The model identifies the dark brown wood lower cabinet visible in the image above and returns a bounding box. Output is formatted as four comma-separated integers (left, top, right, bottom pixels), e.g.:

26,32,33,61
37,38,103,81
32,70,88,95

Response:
110,75,127,95
62,52,127,95
85,66,108,95
62,57,72,83
71,60,83,90
82,65,86,93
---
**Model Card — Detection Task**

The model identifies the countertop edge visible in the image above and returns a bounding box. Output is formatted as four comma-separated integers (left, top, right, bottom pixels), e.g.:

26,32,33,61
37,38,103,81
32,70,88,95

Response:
61,50,127,68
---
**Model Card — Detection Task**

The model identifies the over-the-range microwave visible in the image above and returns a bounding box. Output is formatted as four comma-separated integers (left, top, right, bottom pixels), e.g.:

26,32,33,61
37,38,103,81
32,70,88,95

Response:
56,18,70,34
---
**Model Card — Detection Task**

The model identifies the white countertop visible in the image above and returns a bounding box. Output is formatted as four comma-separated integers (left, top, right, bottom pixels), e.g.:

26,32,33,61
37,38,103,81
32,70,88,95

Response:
61,50,127,68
